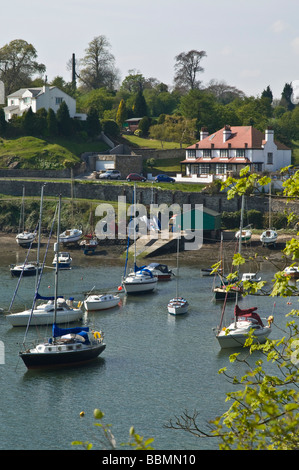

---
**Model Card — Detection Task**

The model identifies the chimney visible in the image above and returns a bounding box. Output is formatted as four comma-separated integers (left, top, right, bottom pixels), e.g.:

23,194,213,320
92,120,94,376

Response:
200,127,209,140
265,126,274,143
223,125,231,142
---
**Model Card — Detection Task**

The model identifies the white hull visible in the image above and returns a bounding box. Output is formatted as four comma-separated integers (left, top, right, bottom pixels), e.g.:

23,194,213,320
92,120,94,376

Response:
16,232,36,246
167,298,189,315
84,294,120,311
7,302,83,327
235,229,252,242
216,323,271,349
59,229,82,244
260,230,277,246
122,273,157,294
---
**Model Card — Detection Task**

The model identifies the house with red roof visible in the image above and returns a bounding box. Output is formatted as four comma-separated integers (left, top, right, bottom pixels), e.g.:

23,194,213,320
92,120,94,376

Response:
181,125,291,179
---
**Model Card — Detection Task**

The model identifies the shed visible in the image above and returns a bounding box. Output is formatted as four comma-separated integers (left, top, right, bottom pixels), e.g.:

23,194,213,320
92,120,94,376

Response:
172,206,221,239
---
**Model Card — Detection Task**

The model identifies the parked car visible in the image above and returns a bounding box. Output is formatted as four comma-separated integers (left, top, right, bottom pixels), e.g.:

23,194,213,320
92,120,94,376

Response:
126,173,146,182
98,169,121,180
154,174,175,183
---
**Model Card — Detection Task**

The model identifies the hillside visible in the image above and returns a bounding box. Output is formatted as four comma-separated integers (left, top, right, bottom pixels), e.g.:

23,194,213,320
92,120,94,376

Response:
0,136,109,170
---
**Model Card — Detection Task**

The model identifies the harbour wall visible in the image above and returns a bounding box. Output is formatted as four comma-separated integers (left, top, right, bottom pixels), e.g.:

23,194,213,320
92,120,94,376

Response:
0,178,297,215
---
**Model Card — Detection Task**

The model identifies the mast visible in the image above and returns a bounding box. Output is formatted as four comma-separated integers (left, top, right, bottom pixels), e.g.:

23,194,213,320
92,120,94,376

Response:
134,183,137,272
53,195,61,327
36,184,45,288
234,194,245,326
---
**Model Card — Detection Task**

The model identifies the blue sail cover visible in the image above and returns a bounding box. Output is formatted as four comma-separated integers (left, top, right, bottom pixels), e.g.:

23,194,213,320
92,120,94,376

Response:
36,293,64,301
52,323,90,338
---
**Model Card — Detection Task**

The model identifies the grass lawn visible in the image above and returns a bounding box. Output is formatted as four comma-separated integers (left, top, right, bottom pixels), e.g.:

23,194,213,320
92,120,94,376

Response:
122,134,188,150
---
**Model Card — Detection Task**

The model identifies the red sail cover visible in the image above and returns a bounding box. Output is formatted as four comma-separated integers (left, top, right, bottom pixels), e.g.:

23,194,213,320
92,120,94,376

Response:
234,305,264,326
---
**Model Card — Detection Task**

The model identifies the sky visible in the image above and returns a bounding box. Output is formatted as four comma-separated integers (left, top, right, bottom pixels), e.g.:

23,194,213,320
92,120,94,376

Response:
2,0,299,100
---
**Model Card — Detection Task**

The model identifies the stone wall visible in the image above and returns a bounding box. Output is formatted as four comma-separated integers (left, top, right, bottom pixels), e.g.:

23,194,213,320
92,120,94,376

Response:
0,178,295,216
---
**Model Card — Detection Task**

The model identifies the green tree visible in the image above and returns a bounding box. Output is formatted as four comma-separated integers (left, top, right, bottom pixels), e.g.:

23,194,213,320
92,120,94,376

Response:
22,107,37,135
56,101,72,136
0,107,7,136
280,82,295,111
133,90,147,117
0,39,46,95
47,108,58,136
115,98,127,128
86,106,101,137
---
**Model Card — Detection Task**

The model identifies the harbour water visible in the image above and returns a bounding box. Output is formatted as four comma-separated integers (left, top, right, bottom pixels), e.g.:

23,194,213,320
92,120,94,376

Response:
0,247,295,450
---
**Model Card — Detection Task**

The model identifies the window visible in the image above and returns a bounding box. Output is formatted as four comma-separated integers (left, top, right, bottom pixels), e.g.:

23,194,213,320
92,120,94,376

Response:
203,149,211,158
55,97,63,105
216,164,227,174
253,163,263,172
220,149,228,158
236,149,245,158
186,149,196,159
199,164,210,174
267,153,273,164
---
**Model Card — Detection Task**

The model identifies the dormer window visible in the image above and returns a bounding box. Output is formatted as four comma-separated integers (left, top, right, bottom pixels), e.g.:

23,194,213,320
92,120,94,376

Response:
187,149,196,158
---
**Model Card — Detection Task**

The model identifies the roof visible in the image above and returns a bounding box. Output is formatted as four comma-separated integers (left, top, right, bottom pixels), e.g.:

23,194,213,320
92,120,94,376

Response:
7,86,55,98
181,156,251,164
186,126,290,151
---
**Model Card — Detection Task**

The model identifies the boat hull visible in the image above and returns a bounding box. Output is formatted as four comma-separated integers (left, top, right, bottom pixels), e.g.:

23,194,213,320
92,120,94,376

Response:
20,343,106,369
216,327,271,349
167,298,189,315
6,308,83,327
84,295,120,311
10,265,41,277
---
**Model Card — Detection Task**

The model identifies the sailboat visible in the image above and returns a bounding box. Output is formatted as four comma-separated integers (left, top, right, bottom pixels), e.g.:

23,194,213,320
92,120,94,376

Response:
167,229,189,315
215,195,273,348
16,186,37,247
19,195,106,369
213,232,242,301
7,189,82,327
122,184,158,294
260,182,278,247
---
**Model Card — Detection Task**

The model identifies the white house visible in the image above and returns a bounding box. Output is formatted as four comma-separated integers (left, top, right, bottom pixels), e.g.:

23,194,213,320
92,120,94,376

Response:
4,86,86,121
181,125,291,178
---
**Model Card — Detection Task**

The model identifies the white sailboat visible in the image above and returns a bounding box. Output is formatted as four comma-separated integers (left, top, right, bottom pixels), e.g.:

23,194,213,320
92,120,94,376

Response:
167,229,189,315
19,195,106,369
84,293,120,311
260,182,278,247
122,184,158,294
7,191,82,327
59,228,82,245
215,195,273,348
16,186,36,247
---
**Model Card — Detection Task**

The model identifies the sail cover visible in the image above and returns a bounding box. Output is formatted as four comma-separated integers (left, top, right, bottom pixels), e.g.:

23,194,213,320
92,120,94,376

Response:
234,305,264,326
52,323,89,338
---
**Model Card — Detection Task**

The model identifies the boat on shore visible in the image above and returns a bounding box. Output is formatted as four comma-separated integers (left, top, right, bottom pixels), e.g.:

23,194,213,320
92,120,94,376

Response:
59,228,82,245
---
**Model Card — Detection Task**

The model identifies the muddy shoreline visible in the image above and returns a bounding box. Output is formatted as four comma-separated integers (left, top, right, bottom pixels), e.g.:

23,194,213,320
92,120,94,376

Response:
1,231,296,270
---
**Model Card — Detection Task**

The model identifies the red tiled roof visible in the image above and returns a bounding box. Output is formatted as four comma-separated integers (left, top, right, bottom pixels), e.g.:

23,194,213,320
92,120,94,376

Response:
186,126,290,150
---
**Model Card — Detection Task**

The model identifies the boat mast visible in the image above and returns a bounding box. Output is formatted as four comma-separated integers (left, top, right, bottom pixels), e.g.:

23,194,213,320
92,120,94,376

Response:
234,194,245,326
53,195,61,328
36,184,45,288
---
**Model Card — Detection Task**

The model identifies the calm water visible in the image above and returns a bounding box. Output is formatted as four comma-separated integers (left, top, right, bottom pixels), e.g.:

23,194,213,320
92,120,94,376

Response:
0,247,295,450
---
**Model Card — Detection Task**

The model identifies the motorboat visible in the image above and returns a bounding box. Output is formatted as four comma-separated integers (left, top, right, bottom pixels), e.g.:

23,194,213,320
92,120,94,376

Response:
241,273,262,283
216,305,273,349
235,228,252,243
52,252,72,268
122,269,158,294
59,228,82,245
214,284,242,301
284,266,299,279
10,262,41,278
144,263,173,281
16,231,36,247
167,297,189,315
84,294,120,311
80,237,98,255
260,229,277,247
6,297,83,327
